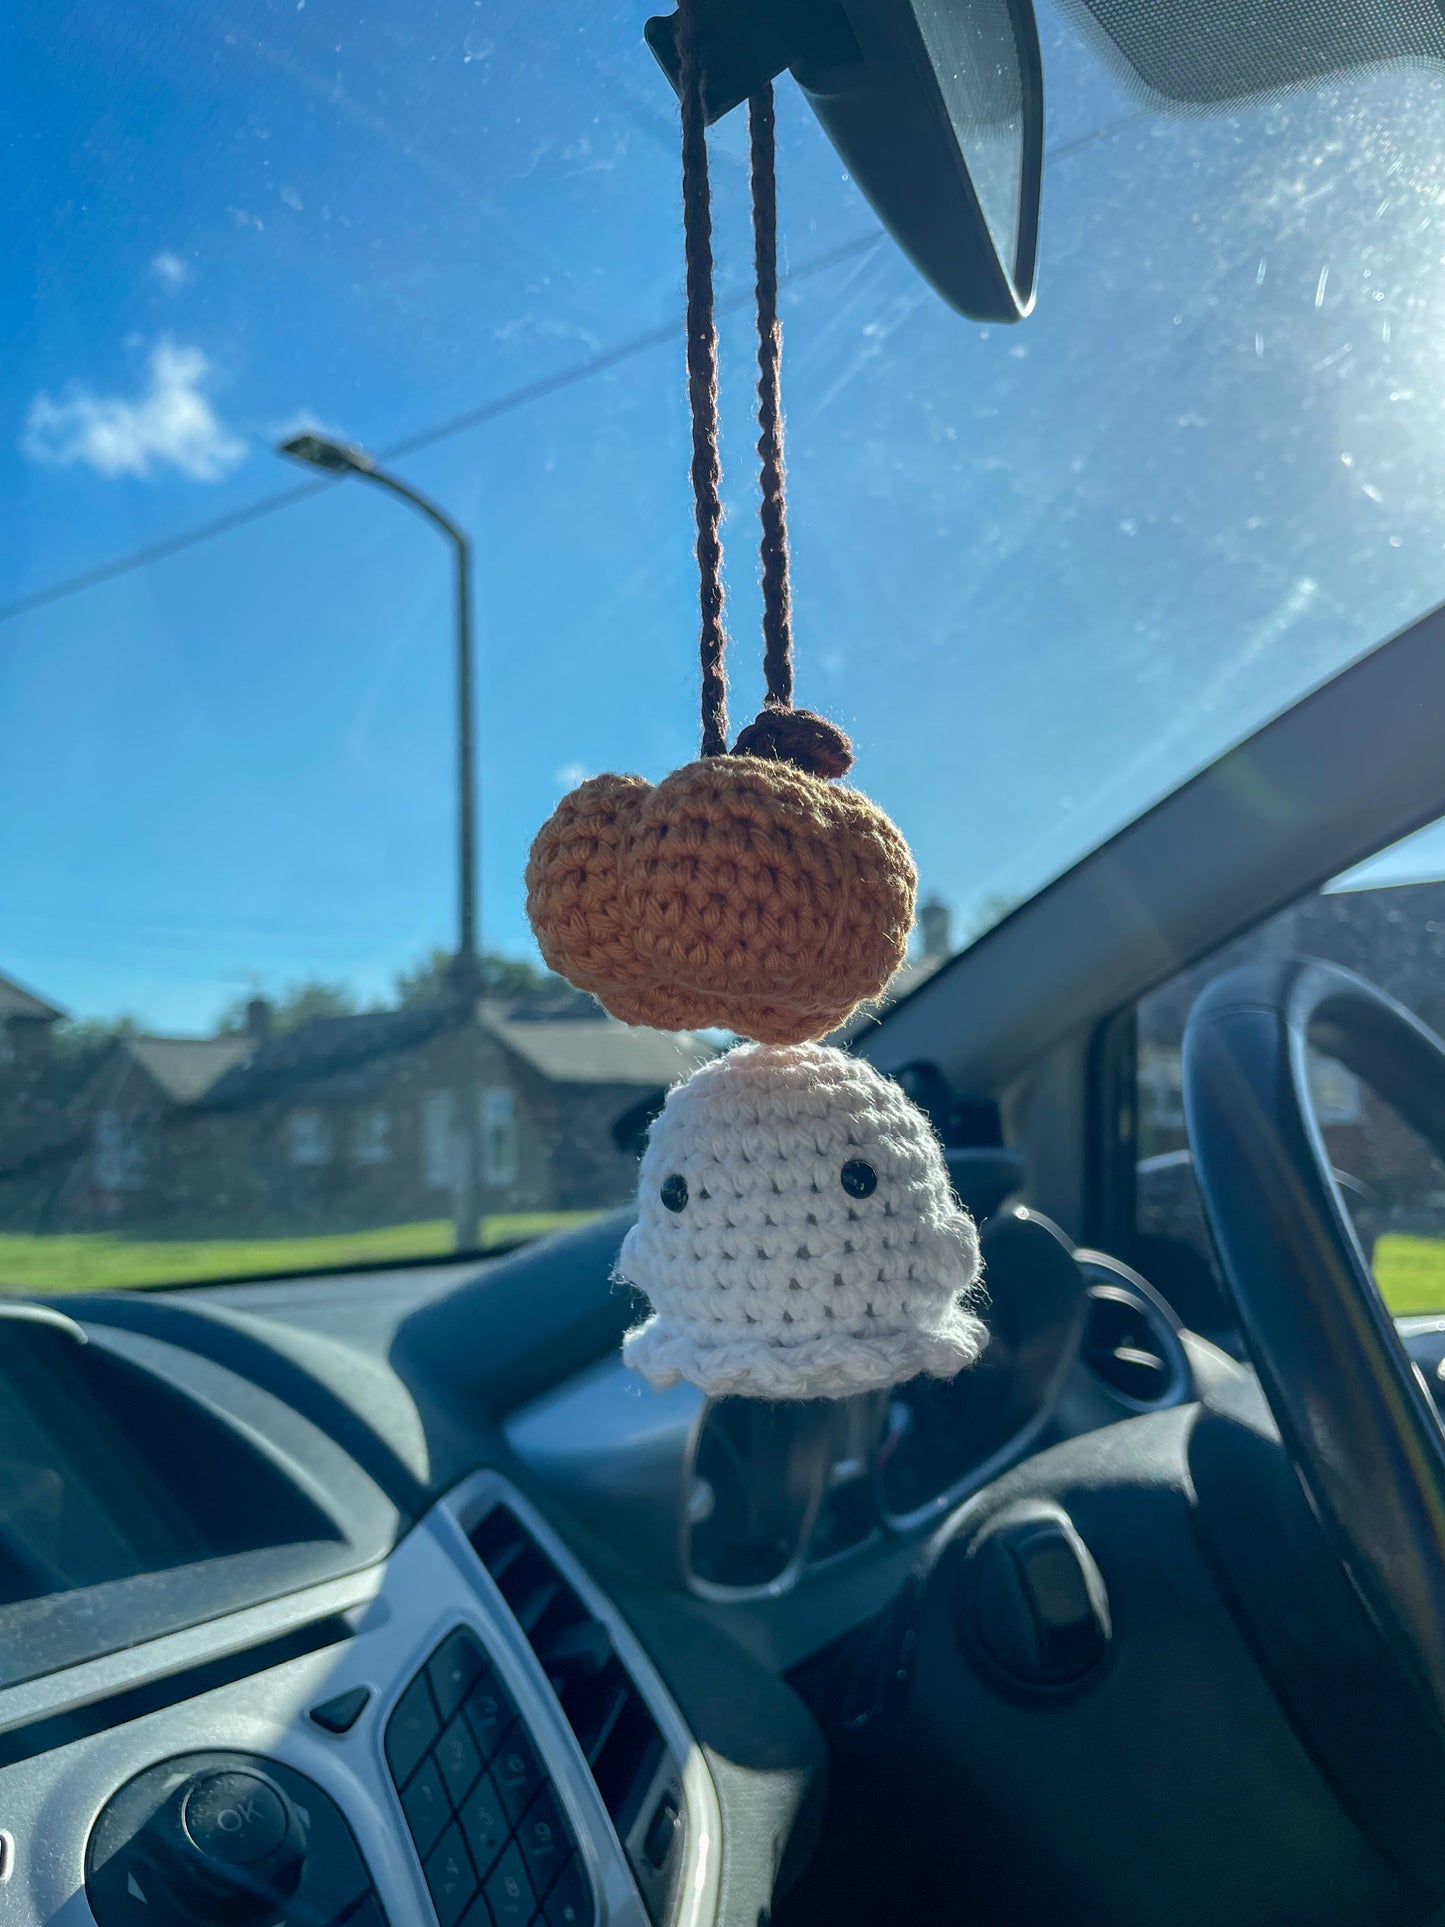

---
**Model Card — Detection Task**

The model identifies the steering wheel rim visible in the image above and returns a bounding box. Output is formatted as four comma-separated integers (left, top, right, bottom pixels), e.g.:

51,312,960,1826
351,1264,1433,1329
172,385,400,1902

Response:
1183,956,1445,1730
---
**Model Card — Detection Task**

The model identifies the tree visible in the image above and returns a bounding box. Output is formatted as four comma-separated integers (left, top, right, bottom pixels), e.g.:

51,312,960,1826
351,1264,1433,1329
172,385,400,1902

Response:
394,948,559,1008
218,979,360,1036
47,1015,141,1101
50,1015,139,1064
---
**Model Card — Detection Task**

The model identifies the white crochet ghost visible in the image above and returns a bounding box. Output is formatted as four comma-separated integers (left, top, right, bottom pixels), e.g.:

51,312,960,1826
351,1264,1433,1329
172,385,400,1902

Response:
619,1041,987,1401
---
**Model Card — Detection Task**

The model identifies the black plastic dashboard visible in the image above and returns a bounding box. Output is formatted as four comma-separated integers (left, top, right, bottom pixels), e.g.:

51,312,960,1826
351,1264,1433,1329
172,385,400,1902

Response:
0,1204,1221,1926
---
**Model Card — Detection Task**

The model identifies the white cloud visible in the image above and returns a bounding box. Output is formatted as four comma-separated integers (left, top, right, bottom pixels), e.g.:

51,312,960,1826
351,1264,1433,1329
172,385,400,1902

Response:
554,762,589,791
150,251,191,291
22,340,246,482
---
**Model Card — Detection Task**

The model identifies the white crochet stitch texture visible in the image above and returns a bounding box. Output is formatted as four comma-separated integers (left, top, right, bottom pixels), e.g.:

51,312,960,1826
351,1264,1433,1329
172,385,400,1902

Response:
620,1041,987,1401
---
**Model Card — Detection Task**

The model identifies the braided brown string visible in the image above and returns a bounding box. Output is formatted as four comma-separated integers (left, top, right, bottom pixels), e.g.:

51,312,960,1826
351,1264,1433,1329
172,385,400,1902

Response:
749,83,794,713
677,0,728,757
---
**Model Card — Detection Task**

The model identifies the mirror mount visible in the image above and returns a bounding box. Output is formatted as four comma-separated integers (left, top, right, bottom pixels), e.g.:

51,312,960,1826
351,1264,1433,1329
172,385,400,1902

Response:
647,0,1043,322
645,0,861,125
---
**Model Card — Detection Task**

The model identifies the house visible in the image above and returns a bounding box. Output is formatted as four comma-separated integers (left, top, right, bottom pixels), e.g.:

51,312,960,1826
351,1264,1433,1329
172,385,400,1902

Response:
0,971,64,1073
0,972,70,1224
61,995,713,1234
1137,880,1445,1254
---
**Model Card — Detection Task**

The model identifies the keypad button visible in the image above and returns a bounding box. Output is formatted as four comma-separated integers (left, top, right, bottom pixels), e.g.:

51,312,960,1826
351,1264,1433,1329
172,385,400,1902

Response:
492,1729,546,1822
483,1842,534,1927
183,1771,287,1864
458,1772,510,1883
401,1756,450,1859
464,1669,515,1761
424,1823,477,1927
456,1897,496,1927
515,1785,569,1894
545,1857,594,1927
385,1673,441,1787
308,1685,372,1735
435,1713,483,1806
428,1631,485,1726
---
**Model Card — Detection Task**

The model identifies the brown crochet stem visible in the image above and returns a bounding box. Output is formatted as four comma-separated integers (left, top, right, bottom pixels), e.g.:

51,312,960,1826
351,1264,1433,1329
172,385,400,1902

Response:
749,83,794,713
678,0,728,757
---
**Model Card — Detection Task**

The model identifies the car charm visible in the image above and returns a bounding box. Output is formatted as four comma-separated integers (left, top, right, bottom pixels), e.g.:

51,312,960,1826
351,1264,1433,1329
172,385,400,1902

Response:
524,0,982,1398
618,1040,986,1401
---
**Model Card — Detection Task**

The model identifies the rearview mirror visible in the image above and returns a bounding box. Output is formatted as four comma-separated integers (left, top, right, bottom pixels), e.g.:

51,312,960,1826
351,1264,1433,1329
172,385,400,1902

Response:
647,0,1043,320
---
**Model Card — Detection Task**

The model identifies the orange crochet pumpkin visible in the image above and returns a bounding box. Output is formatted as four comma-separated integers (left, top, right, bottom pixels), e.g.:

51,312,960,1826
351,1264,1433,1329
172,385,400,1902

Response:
526,725,916,1044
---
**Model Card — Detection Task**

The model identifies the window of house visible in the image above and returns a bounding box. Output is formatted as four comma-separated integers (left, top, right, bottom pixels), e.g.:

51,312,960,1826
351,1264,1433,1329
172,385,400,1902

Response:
1134,816,1445,1331
94,1110,146,1191
481,1087,518,1188
288,1108,332,1167
352,1109,391,1165
422,1091,456,1190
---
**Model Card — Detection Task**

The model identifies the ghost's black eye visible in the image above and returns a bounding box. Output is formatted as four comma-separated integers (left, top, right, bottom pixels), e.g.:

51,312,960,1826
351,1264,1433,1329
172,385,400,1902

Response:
840,1159,877,1199
660,1173,689,1213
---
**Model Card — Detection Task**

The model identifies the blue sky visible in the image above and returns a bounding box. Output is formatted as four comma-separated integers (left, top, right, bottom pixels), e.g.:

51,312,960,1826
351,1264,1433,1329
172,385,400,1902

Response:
8,0,1445,1033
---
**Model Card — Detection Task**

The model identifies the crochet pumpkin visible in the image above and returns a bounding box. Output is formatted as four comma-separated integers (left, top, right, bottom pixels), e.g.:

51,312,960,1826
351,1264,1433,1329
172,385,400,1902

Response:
619,1040,987,1399
525,719,918,1045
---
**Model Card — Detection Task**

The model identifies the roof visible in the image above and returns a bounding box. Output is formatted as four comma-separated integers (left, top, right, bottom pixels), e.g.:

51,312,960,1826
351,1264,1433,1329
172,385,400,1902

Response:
105,1003,712,1115
205,1006,450,1110
124,1035,256,1104
0,971,65,1023
490,1016,714,1087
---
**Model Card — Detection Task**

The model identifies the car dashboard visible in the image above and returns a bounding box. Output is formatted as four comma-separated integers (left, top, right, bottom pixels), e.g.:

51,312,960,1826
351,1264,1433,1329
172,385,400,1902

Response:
0,1205,1226,1927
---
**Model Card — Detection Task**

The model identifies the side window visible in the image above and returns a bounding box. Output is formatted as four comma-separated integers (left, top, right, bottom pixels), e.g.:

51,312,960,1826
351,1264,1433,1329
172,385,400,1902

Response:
352,1108,392,1165
288,1109,332,1167
422,1091,456,1190
1135,830,1445,1331
94,1110,148,1192
481,1087,518,1188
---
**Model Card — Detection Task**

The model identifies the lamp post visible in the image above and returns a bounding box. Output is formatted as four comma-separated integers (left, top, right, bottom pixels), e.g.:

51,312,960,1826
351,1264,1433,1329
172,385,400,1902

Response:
279,433,483,1252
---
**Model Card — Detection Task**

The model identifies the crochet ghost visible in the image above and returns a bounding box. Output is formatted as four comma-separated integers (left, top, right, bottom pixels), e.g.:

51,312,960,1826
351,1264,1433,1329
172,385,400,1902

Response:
620,1041,987,1400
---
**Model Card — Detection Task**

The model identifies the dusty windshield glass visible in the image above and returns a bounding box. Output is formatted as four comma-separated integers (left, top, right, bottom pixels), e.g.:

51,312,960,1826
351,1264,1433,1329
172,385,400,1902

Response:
6,3,1445,1291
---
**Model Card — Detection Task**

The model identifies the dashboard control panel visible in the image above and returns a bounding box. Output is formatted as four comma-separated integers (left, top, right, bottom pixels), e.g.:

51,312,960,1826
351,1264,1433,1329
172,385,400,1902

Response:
386,1626,594,1926
0,1474,717,1927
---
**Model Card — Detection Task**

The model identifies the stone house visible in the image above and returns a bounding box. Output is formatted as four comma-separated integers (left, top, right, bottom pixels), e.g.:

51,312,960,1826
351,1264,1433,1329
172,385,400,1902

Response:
1137,880,1445,1279
57,998,712,1235
0,972,69,1220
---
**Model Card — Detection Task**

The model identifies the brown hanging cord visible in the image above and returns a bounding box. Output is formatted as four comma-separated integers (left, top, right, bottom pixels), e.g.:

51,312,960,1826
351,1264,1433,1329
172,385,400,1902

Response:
748,83,793,712
677,0,728,757
675,14,853,779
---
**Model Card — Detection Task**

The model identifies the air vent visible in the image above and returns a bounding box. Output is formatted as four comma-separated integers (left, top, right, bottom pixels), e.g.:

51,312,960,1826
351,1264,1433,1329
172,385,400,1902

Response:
469,1505,681,1921
1082,1284,1181,1407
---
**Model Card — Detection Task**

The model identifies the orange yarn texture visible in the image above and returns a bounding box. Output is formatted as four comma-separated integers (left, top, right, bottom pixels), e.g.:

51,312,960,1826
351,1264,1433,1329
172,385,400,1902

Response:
525,755,917,1044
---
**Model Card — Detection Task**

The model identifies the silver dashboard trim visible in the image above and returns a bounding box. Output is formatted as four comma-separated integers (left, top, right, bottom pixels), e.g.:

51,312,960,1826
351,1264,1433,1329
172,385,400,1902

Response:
1073,1250,1192,1412
438,1472,721,1927
0,1566,386,1738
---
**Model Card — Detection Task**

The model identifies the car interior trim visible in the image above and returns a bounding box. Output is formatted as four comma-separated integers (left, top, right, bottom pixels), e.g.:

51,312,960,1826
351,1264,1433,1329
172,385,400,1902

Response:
867,603,1445,1094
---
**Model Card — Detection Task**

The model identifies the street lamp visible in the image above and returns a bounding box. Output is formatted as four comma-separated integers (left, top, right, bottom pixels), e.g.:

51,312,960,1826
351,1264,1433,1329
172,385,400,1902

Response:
279,432,483,1252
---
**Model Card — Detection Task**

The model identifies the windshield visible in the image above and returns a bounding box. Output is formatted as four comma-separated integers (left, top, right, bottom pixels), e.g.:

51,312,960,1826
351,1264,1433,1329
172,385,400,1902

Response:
7,2,1445,1291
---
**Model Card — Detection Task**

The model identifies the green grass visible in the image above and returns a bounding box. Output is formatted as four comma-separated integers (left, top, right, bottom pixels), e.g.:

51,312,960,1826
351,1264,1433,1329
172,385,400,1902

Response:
1371,1234,1445,1316
0,1213,592,1295
15,1216,1439,1312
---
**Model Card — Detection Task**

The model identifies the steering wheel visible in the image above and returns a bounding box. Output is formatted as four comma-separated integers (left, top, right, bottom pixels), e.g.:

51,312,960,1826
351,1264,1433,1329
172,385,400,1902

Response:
1183,957,1445,1730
